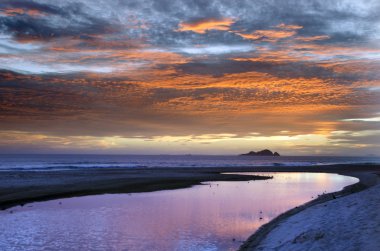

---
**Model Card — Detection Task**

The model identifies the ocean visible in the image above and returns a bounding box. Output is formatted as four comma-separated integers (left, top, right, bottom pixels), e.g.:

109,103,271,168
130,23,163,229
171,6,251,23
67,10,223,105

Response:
0,154,379,171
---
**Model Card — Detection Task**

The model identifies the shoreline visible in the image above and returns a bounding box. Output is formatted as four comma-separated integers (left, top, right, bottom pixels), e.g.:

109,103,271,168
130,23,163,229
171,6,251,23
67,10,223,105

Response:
239,171,380,250
0,167,271,210
1,164,380,250
1,164,379,211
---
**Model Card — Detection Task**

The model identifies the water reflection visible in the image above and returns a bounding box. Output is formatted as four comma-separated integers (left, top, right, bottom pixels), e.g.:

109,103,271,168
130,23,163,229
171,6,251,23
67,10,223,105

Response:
0,173,357,251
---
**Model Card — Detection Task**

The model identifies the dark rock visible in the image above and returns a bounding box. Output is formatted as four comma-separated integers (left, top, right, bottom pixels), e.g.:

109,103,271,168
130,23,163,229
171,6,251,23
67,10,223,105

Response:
240,149,280,156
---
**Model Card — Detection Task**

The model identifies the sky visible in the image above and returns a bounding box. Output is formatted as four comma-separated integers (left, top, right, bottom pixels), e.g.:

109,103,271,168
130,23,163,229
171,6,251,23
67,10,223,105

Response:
0,0,379,155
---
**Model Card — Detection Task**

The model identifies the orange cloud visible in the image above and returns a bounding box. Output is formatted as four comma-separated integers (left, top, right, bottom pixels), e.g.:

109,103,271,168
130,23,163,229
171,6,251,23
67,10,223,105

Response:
0,8,45,17
295,35,330,42
232,41,380,65
237,29,297,41
1,65,378,155
177,18,234,34
236,23,302,41
276,23,303,30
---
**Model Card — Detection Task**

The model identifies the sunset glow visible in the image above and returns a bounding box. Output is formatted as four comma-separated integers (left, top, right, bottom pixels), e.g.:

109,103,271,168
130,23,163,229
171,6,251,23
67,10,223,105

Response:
0,0,379,155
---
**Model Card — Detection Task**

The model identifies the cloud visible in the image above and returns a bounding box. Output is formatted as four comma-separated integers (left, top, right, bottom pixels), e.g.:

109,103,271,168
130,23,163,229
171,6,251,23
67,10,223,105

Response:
235,23,303,41
0,34,41,54
237,29,297,41
295,35,330,42
175,58,366,82
0,1,118,42
0,0,63,16
177,17,234,34
0,0,379,154
275,23,303,30
177,44,253,55
0,59,114,74
0,8,46,17
342,117,380,122
1,67,377,137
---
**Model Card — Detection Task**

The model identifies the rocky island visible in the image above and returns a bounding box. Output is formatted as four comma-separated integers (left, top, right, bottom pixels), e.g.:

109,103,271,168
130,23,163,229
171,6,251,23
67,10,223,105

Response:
240,149,280,156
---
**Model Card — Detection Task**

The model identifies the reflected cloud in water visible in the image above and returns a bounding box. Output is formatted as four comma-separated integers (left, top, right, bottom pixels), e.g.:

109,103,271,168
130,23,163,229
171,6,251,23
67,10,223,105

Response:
0,173,357,250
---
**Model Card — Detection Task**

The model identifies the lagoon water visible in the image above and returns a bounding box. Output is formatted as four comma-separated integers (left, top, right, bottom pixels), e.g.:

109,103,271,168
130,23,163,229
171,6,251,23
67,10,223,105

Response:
0,173,357,251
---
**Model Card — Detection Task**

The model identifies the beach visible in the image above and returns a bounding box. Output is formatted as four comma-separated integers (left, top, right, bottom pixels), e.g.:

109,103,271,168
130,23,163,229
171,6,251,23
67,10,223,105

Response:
0,166,270,210
1,164,379,210
248,182,380,250
240,169,380,250
1,164,380,250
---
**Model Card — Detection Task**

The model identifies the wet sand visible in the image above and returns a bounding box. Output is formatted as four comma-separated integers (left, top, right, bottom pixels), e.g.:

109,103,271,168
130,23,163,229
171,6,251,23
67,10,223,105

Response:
240,170,380,250
1,164,379,211
0,167,270,210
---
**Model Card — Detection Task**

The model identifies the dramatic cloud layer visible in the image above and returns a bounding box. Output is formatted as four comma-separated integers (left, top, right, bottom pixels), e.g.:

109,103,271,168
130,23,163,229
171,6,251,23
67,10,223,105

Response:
0,0,379,154
177,18,234,34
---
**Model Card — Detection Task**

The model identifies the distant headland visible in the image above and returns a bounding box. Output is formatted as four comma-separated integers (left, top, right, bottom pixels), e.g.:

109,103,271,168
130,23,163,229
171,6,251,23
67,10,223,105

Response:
240,149,280,156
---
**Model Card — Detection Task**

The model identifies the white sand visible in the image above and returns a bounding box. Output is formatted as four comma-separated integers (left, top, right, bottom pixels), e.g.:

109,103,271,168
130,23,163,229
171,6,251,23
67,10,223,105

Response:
255,183,380,251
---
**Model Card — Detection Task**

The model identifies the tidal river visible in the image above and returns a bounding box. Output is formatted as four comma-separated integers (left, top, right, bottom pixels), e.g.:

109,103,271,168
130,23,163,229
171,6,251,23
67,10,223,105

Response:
0,172,357,251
